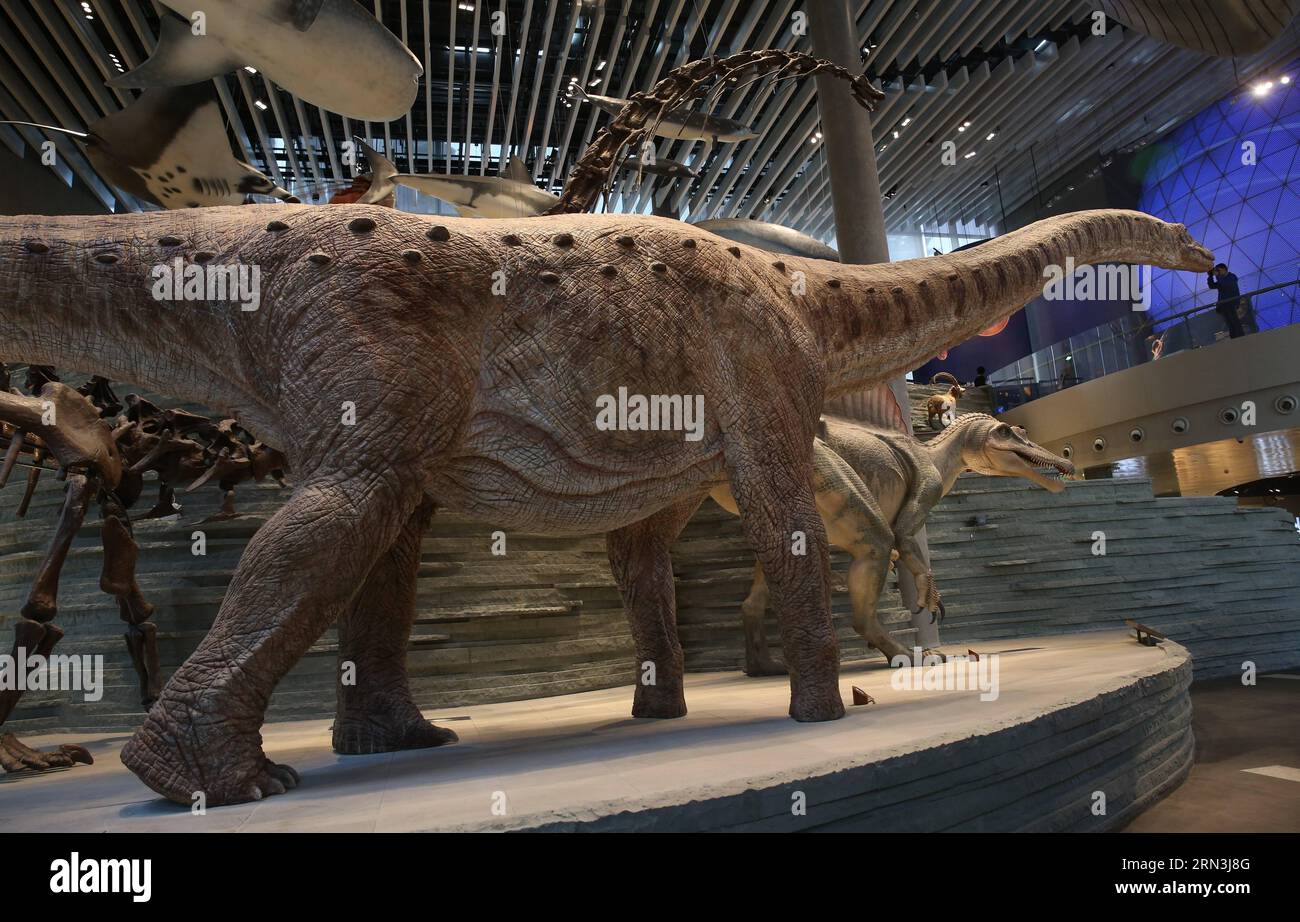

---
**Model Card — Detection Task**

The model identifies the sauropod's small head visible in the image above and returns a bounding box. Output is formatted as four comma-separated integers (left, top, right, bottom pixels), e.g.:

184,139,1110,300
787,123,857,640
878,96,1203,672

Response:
961,416,1074,493
1160,220,1214,272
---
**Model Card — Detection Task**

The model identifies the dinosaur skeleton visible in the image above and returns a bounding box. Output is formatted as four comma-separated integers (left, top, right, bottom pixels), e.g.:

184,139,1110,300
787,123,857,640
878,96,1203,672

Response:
550,49,882,215
0,362,285,773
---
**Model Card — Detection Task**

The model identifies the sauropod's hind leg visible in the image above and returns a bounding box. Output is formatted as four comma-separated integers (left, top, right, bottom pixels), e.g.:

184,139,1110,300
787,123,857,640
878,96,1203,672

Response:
332,497,459,754
607,493,705,719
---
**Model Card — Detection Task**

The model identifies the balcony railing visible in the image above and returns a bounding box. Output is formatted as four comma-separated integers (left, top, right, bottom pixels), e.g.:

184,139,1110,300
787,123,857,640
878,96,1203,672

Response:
987,277,1300,412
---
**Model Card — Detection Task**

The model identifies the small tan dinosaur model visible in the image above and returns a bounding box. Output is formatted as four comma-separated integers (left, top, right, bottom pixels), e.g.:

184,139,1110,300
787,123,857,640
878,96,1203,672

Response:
711,413,1073,675
925,372,966,430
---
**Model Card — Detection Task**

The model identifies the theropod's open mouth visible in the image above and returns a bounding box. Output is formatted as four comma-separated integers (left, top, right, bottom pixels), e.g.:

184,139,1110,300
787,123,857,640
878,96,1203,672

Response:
1013,447,1074,477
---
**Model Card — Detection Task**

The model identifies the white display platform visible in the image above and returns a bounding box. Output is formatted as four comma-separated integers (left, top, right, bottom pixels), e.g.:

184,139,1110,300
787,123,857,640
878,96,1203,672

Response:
0,631,1192,832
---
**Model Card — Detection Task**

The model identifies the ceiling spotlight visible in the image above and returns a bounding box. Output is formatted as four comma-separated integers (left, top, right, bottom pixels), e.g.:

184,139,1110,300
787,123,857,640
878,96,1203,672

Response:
1281,75,1292,85
986,131,996,141
588,77,601,86
964,151,976,158
1253,81,1274,97
254,99,268,110
957,126,966,132
963,121,972,127
901,117,911,126
244,66,258,74
596,60,606,71
892,130,900,139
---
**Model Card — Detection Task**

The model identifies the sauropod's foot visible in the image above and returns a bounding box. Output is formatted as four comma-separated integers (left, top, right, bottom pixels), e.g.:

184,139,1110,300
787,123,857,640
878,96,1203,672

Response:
121,708,296,806
632,680,687,719
332,702,459,755
744,655,789,677
0,733,93,773
788,682,845,722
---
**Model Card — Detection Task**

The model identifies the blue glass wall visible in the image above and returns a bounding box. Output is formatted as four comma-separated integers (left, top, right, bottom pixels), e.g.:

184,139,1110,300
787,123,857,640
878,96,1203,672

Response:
1139,62,1300,330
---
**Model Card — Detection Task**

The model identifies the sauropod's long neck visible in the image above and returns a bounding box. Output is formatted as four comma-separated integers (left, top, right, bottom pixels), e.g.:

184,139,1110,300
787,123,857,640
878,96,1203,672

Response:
792,209,1210,396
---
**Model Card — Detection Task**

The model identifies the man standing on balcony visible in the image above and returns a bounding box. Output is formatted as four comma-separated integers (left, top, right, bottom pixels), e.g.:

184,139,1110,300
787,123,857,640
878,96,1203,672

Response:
1208,263,1245,338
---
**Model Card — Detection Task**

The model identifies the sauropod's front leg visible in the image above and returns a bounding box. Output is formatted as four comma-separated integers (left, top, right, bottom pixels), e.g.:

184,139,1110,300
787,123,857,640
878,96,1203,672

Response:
607,492,706,719
726,436,843,723
333,497,459,754
120,472,423,806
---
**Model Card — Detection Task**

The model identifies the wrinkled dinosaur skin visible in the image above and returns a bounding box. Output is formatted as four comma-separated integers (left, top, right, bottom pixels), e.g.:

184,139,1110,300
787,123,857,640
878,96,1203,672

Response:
0,205,1212,805
712,414,1074,675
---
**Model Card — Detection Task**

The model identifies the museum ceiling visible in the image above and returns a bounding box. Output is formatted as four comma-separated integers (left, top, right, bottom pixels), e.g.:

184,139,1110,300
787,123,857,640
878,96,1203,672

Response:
2,0,1298,240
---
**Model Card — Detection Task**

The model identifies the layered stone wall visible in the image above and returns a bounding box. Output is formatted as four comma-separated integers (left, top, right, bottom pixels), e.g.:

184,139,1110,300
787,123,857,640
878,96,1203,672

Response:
3,384,1297,733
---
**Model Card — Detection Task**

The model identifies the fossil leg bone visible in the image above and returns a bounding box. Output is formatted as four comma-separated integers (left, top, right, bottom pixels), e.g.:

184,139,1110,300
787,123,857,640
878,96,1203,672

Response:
0,473,97,772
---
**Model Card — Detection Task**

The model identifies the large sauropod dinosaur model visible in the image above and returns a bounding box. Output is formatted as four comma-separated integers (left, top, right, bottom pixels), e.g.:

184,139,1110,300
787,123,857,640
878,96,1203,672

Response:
0,204,1212,804
712,414,1073,676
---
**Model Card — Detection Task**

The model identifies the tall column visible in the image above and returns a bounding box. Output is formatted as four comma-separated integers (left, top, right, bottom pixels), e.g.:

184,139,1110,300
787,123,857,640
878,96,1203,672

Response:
807,0,889,265
808,0,940,650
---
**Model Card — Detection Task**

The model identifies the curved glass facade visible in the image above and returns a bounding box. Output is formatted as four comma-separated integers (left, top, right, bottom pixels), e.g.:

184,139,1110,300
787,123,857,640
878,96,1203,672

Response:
1139,61,1300,331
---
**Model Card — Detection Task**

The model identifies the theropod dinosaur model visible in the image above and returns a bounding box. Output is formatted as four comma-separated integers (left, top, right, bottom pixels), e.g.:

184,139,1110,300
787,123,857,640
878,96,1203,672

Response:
715,414,1073,675
925,372,966,430
0,202,1213,804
